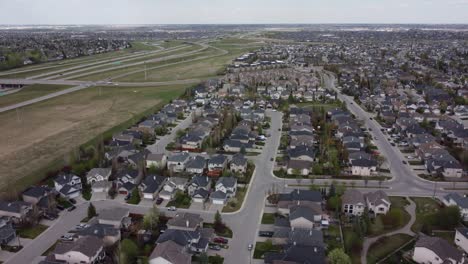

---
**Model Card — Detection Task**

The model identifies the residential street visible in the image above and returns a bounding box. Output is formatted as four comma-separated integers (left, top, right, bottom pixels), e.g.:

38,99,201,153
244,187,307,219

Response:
4,102,467,264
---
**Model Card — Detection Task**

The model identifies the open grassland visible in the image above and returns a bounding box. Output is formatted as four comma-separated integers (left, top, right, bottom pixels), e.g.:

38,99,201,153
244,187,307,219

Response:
0,84,187,192
52,44,202,79
116,41,262,82
76,46,221,81
0,84,72,108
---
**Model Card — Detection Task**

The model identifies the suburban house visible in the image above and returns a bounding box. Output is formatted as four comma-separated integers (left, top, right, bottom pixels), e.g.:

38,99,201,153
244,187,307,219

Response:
185,156,207,175
156,213,213,253
210,177,237,205
139,175,166,200
342,190,366,216
366,190,392,215
412,235,464,264
77,223,121,247
53,173,82,198
277,190,322,216
442,193,468,221
455,228,468,254
167,213,203,232
264,243,325,264
149,240,191,264
0,217,16,245
46,236,105,264
207,155,228,177
116,168,140,195
86,168,112,185
22,186,54,205
159,177,188,200
230,153,248,174
97,207,130,229
146,153,167,169
167,152,190,173
289,205,322,229
0,201,33,224
350,158,378,176
187,175,211,196
287,160,312,176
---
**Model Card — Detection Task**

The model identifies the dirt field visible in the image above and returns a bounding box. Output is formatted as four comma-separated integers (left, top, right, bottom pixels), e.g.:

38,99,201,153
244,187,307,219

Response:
0,84,186,191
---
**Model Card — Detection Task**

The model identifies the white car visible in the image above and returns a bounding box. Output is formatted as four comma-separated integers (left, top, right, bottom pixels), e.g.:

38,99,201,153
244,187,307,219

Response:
168,206,177,211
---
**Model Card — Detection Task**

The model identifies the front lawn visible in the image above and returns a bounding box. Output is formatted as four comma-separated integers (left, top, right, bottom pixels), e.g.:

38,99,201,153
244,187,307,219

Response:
253,240,281,259
324,224,343,252
342,227,362,264
368,197,411,237
57,197,72,208
432,230,455,245
410,197,441,232
18,224,48,239
222,188,246,213
203,223,233,238
367,234,413,264
166,191,191,209
261,213,276,224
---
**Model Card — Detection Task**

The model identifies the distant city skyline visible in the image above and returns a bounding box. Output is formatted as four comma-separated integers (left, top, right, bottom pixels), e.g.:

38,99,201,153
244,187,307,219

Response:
0,0,467,25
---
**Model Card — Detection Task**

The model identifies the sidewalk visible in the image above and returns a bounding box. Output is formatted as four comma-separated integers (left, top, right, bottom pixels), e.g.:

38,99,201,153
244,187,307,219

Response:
361,197,416,264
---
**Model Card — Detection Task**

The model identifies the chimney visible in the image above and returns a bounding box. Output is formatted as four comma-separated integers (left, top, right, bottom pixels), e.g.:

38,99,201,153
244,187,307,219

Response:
186,220,189,228
314,247,317,253
293,241,297,246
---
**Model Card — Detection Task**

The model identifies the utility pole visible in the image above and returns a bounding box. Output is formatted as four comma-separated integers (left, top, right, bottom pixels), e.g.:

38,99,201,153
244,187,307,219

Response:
144,62,147,81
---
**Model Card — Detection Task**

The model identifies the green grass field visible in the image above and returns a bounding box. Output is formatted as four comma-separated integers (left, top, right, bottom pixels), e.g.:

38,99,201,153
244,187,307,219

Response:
0,41,181,79
0,84,72,108
410,197,441,232
44,44,196,80
0,84,187,192
366,234,413,264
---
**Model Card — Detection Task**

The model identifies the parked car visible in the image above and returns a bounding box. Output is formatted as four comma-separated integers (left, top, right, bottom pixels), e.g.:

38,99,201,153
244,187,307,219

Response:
156,198,164,205
43,214,57,220
56,205,65,211
213,237,228,244
67,206,76,212
168,206,177,211
258,231,274,237
402,160,408,164
75,224,89,230
124,194,132,201
248,244,253,251
69,198,76,204
209,244,221,251
60,234,74,241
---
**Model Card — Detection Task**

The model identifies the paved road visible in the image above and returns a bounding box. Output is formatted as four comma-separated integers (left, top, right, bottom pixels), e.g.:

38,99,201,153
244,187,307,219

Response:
320,71,468,194
0,79,203,114
3,106,466,264
35,45,185,80
60,43,209,81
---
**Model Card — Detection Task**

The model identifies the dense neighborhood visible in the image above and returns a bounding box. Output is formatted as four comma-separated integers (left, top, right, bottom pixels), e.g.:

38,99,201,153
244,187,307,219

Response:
0,24,467,264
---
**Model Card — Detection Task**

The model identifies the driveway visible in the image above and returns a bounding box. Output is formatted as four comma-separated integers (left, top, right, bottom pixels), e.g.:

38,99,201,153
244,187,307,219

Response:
189,202,206,211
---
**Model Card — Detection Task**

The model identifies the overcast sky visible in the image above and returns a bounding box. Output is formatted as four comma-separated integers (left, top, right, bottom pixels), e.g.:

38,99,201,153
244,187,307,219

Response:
0,0,467,24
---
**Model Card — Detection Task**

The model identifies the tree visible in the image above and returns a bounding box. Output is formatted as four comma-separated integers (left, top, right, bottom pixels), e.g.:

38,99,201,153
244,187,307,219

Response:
88,203,97,219
328,248,351,264
214,210,223,227
143,205,160,232
120,239,139,264
198,252,209,264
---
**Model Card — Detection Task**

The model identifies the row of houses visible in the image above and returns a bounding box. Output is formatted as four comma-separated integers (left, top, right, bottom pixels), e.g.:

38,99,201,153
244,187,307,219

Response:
329,108,379,176
266,189,326,264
